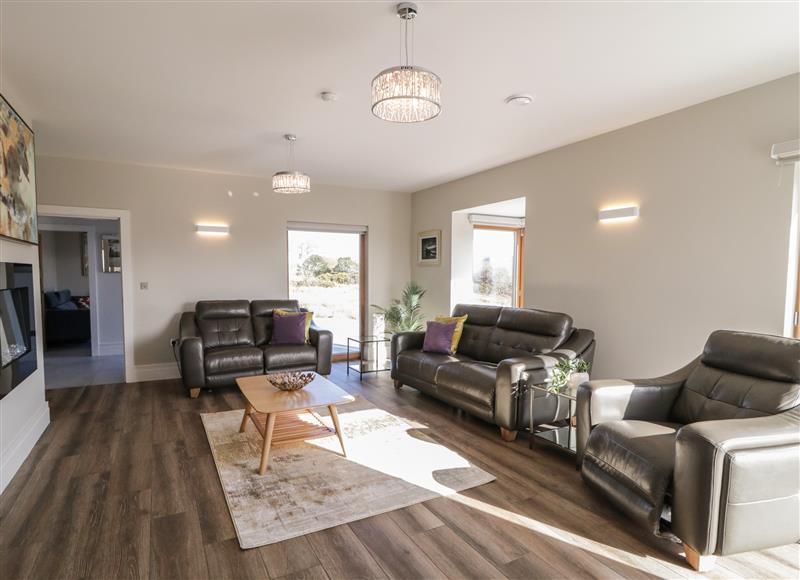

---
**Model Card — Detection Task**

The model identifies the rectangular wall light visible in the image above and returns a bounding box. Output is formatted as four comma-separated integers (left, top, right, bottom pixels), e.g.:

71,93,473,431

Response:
598,205,639,223
195,224,230,235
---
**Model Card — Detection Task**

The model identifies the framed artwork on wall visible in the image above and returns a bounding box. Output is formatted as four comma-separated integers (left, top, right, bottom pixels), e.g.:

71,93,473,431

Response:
0,93,38,244
417,230,441,266
102,235,122,273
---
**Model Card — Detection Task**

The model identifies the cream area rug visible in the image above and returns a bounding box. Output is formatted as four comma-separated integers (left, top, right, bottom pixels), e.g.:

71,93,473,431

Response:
201,397,495,549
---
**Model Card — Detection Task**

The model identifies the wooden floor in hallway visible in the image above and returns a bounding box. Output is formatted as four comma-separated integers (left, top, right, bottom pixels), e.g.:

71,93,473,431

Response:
1,362,798,580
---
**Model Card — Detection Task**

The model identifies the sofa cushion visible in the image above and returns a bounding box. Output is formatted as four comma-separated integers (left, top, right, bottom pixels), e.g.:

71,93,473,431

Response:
271,311,307,345
582,420,681,532
396,350,473,384
45,289,72,309
196,300,254,349
436,362,496,408
263,344,317,370
451,305,502,361
251,300,301,345
484,308,573,363
204,345,263,375
423,320,458,355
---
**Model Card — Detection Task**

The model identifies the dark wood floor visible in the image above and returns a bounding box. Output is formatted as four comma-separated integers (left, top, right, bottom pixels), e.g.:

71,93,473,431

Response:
1,363,798,580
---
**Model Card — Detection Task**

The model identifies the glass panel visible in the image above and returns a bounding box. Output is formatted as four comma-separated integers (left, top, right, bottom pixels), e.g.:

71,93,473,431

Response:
0,288,30,368
288,230,361,348
471,228,516,306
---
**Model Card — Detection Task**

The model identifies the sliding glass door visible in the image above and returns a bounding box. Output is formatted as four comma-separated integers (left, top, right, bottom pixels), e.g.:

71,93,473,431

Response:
287,226,365,355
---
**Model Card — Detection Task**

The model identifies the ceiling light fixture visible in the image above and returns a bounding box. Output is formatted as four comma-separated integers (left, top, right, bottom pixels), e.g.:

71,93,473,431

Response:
272,134,311,194
371,2,441,123
505,94,534,106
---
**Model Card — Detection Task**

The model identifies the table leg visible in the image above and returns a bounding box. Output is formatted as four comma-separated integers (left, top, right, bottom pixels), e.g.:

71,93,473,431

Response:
259,413,277,475
328,405,346,457
239,402,252,433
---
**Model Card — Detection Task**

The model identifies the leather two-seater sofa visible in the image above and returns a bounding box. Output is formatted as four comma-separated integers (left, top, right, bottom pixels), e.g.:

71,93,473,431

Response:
175,300,332,398
391,304,596,440
578,330,800,571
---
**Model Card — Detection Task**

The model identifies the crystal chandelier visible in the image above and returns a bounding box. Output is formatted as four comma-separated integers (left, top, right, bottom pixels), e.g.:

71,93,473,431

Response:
272,134,310,194
371,2,441,123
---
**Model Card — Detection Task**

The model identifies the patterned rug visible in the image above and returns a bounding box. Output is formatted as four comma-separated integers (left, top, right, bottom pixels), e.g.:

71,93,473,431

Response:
201,397,495,549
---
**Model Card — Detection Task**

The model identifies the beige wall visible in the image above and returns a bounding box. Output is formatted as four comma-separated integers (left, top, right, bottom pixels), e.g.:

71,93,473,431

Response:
411,74,800,379
37,157,412,370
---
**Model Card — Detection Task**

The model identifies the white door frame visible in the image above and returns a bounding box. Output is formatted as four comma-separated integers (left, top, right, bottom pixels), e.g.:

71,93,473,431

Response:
38,223,100,357
39,205,134,383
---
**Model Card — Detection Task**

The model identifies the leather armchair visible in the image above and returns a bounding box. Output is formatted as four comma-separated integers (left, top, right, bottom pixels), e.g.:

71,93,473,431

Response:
578,330,800,571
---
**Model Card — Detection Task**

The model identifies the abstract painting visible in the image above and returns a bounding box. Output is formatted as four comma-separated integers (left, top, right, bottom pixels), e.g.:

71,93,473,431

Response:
0,94,38,244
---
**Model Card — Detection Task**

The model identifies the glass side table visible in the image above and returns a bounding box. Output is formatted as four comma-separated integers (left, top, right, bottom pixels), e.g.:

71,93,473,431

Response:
524,382,578,456
346,335,391,380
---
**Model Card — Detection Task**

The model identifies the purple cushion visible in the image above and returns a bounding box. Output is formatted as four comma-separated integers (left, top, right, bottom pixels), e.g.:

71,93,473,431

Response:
422,321,457,355
271,312,307,345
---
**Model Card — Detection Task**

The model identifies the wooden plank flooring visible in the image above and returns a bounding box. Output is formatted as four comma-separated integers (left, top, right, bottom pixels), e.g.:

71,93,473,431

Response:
1,363,798,579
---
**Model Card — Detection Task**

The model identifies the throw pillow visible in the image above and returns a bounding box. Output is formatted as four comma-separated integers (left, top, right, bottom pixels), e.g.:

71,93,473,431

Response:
54,300,78,311
271,311,307,345
274,308,313,342
422,320,458,355
435,314,468,353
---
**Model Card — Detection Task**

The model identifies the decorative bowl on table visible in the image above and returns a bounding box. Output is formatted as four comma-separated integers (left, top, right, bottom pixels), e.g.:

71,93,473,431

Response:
267,372,315,391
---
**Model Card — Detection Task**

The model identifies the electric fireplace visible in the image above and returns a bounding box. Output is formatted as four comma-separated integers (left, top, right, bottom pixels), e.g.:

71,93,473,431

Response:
0,262,37,399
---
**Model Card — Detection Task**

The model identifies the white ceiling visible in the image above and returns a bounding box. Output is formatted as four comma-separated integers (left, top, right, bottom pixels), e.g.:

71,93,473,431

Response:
3,1,798,193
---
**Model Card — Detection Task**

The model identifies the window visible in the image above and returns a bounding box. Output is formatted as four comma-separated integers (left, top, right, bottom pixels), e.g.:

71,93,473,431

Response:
471,226,524,307
287,226,366,355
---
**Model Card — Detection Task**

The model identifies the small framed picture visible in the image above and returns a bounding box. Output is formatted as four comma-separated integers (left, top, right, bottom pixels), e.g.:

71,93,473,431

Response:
101,235,122,273
417,230,441,266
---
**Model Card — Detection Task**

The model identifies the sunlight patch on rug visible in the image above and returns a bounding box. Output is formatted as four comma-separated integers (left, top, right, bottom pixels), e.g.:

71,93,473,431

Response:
201,397,495,548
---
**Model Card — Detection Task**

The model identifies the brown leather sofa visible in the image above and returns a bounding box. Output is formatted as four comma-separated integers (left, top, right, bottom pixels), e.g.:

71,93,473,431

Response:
391,304,596,440
175,300,332,398
578,330,800,571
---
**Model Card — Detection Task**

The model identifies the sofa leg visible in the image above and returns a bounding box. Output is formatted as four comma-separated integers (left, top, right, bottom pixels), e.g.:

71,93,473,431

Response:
684,543,716,572
393,380,402,390
500,428,518,442
189,388,201,399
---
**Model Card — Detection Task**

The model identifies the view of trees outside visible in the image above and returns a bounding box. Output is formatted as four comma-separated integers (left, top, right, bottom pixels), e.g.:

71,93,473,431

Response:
471,228,516,306
288,230,360,346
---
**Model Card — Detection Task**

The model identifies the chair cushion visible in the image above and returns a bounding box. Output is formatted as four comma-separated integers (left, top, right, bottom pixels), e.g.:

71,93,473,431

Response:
436,362,497,408
396,350,472,384
204,345,263,375
582,420,681,532
263,344,317,370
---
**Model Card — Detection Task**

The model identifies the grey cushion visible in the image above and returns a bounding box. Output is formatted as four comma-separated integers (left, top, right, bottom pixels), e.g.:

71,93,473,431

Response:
436,362,496,407
396,350,473,384
583,420,681,532
45,289,72,309
263,344,317,370
204,345,263,375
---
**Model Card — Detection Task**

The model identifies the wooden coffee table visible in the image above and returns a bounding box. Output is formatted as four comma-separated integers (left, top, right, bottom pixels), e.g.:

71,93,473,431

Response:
236,373,355,475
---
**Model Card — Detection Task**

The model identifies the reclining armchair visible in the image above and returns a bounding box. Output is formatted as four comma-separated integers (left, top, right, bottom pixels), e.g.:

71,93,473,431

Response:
577,330,800,571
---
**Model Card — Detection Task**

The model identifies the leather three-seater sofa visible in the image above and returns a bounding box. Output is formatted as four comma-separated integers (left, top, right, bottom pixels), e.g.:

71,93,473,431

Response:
175,300,332,398
391,304,596,440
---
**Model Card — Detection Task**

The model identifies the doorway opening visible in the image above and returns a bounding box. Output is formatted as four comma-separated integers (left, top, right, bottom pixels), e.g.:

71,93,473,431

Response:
287,223,367,359
39,216,124,388
450,197,526,311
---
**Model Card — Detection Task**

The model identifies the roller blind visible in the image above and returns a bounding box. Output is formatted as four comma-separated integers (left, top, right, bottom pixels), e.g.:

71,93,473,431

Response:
287,221,368,234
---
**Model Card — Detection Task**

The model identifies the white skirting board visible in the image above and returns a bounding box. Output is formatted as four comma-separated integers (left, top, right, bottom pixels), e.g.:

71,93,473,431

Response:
96,341,124,356
129,362,180,383
0,402,50,494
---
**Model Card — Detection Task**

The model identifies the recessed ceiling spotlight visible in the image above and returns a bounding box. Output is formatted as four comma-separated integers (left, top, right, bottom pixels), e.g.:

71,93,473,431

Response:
227,190,234,197
320,91,339,102
505,93,535,106
253,191,260,197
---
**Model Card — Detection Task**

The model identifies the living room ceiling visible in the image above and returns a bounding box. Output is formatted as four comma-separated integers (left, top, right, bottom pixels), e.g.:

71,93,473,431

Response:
3,2,798,193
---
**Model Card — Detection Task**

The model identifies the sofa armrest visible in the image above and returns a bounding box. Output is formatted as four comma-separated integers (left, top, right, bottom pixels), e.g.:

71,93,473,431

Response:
309,326,333,375
494,356,547,430
576,358,697,464
558,328,595,361
391,331,425,379
673,409,800,556
177,312,205,390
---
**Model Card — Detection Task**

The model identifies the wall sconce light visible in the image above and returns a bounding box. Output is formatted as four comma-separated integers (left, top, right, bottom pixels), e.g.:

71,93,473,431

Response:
598,205,640,223
195,224,230,236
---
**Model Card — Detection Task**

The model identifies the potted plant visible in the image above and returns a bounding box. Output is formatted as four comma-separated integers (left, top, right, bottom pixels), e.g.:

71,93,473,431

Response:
371,281,426,333
546,358,591,394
